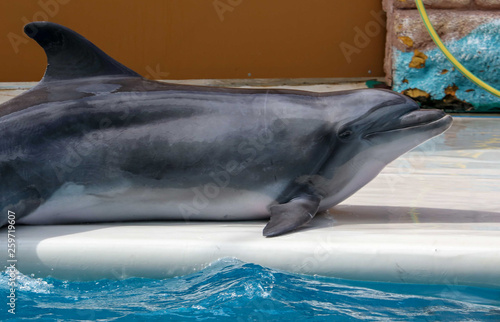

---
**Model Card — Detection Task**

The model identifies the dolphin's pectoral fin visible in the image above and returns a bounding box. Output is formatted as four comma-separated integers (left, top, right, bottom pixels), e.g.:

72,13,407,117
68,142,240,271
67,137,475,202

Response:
24,22,141,83
263,194,321,237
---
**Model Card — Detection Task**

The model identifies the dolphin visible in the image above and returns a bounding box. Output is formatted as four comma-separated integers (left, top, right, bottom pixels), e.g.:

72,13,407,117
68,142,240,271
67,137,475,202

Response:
0,22,452,237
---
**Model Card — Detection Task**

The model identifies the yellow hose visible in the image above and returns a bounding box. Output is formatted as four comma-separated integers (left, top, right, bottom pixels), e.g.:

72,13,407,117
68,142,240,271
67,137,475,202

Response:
415,0,500,98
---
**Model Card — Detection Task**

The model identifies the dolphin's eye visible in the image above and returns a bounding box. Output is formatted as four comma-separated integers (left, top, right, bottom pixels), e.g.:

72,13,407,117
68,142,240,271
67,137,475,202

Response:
338,129,353,140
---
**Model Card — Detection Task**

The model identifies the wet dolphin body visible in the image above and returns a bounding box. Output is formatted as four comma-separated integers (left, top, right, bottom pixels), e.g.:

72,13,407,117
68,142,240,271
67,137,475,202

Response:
0,22,452,237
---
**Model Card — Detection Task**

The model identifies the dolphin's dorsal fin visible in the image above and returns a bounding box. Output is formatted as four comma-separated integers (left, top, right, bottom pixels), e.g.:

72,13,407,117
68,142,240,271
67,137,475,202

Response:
25,22,141,82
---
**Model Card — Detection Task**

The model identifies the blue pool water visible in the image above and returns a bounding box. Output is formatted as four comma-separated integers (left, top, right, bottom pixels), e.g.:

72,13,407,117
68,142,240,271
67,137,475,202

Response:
1,258,499,321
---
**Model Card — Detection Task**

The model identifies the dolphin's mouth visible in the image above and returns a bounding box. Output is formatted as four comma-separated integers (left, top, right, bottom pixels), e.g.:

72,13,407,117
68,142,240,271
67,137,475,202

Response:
363,109,452,139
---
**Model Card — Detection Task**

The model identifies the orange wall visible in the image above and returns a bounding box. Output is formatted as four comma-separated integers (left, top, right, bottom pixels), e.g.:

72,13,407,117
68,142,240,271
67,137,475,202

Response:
0,0,386,81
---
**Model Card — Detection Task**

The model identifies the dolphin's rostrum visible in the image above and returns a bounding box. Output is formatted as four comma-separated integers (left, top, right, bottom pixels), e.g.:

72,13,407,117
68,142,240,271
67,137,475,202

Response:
0,22,452,237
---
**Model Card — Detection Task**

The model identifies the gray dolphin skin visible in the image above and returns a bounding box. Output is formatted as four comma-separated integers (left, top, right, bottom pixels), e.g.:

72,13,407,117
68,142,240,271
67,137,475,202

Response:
0,22,452,237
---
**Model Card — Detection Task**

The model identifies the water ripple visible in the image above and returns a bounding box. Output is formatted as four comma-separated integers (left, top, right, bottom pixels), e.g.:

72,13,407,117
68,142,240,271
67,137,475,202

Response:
1,258,499,321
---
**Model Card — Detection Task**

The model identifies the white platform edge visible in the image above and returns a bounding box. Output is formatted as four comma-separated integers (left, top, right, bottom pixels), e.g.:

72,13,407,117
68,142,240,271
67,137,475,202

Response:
1,219,500,289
